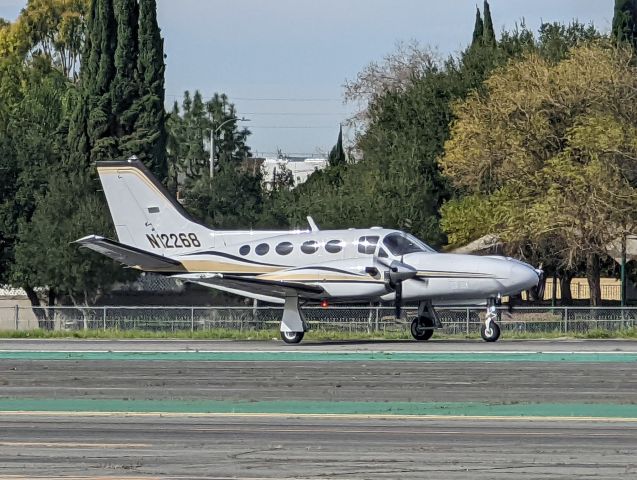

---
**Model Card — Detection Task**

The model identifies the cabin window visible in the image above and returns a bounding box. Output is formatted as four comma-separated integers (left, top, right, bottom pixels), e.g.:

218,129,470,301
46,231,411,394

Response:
301,240,319,254
378,247,389,258
255,243,270,256
357,236,379,255
239,245,250,256
325,240,343,254
275,242,293,255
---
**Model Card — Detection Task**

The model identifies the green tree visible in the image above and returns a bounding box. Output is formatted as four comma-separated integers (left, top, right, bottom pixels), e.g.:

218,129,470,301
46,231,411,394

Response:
472,7,483,46
67,0,166,171
0,53,72,315
112,0,139,153
482,1,496,47
0,0,89,80
165,91,261,229
440,44,637,306
132,0,167,180
83,0,117,164
14,170,127,314
327,125,347,167
290,3,520,245
612,0,637,49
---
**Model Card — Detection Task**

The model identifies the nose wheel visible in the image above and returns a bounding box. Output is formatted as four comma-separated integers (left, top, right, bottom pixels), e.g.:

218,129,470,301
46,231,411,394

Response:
480,304,501,342
281,331,305,344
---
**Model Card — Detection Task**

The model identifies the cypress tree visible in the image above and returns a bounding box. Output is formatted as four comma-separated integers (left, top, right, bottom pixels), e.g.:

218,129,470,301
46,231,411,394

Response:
67,0,117,168
612,0,637,50
483,1,496,47
472,7,483,47
133,0,167,180
328,125,347,167
86,0,117,163
112,0,139,156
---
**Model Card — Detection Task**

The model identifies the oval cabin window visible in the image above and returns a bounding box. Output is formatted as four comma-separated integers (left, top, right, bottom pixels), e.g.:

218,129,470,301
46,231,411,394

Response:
239,245,250,256
325,240,343,254
301,240,319,254
255,243,270,256
275,242,293,255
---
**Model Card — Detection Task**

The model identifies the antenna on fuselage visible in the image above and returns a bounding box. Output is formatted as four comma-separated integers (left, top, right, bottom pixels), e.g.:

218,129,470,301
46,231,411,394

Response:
307,216,320,232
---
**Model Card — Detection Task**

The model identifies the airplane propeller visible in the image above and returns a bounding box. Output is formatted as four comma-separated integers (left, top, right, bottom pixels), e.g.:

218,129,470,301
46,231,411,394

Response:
375,257,418,319
535,266,546,300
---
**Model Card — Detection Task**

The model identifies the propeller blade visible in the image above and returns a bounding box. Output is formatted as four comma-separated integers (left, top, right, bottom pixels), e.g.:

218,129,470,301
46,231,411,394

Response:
394,281,403,319
535,268,546,299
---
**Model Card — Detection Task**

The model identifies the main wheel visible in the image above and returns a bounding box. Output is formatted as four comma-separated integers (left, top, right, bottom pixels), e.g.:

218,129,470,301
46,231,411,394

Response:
480,322,501,342
411,317,434,341
280,331,304,344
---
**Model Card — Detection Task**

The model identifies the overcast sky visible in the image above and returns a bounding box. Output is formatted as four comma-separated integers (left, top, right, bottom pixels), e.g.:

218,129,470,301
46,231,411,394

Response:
0,0,614,156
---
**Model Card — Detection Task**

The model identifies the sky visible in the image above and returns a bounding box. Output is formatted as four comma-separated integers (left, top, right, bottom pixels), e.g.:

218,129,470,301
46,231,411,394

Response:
0,0,614,157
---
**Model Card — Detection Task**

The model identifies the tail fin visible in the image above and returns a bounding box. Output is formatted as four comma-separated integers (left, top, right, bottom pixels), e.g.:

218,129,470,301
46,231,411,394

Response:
96,159,209,253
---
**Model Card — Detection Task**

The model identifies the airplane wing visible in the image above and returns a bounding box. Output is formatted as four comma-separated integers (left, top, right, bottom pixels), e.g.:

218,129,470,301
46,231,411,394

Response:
175,273,324,301
75,235,185,272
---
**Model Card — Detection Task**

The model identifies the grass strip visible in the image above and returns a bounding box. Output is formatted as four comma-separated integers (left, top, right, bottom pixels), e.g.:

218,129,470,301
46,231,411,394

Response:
0,327,636,341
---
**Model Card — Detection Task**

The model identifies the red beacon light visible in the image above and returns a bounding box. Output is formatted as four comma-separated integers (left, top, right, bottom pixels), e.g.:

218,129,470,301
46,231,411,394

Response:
321,299,329,308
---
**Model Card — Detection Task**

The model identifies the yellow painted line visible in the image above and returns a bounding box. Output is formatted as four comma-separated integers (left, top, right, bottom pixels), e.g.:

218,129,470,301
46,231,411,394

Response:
2,410,637,423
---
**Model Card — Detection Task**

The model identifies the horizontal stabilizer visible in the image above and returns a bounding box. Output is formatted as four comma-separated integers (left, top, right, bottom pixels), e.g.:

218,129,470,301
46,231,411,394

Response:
75,235,184,272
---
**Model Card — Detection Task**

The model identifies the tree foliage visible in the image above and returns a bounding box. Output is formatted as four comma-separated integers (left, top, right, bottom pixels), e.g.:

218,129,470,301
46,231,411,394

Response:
612,0,637,49
166,91,260,229
0,0,88,80
441,44,637,304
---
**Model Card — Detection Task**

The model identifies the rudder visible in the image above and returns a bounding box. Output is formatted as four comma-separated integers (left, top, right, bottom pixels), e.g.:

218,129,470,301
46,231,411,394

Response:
96,159,210,253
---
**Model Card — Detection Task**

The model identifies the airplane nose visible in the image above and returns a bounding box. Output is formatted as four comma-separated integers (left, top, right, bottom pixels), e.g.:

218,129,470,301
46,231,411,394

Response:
509,261,541,294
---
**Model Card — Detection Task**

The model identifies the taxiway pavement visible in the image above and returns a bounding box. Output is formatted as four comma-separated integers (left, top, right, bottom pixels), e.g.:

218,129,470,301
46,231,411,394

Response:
0,339,636,479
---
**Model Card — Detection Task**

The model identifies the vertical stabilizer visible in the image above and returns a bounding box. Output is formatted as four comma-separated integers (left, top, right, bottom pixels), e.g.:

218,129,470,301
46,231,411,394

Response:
96,159,211,253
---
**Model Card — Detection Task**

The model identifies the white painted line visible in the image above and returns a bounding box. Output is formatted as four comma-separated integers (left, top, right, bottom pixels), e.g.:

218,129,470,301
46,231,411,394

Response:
1,411,636,422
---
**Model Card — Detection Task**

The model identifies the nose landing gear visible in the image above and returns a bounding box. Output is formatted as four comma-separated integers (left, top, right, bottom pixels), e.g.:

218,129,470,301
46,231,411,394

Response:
480,301,501,342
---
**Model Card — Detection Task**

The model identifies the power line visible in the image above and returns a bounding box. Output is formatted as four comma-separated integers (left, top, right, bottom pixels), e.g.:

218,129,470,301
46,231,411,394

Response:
246,125,337,129
241,112,354,116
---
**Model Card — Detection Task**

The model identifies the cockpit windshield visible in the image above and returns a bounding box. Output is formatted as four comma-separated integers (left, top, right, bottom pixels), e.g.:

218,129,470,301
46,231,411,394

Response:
382,233,436,256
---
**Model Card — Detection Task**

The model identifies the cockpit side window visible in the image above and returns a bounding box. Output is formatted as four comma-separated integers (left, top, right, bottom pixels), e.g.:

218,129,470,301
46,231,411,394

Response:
357,236,379,255
383,233,434,256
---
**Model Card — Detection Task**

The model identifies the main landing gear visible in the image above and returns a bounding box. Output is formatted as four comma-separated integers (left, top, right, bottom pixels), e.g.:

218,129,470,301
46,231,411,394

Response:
410,301,440,341
279,296,307,344
480,299,501,342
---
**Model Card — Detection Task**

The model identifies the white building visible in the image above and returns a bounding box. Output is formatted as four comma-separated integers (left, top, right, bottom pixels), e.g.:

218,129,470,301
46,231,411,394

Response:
260,155,327,189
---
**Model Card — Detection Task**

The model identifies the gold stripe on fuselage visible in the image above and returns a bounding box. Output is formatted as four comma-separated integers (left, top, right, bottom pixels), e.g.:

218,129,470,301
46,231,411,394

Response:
180,259,280,274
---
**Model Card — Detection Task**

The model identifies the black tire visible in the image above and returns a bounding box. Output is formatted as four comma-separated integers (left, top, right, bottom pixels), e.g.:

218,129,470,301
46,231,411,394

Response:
411,317,434,341
280,331,304,344
480,322,501,342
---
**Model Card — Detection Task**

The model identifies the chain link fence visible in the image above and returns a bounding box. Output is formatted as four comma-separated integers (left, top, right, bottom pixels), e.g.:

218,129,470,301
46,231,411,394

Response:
0,305,636,335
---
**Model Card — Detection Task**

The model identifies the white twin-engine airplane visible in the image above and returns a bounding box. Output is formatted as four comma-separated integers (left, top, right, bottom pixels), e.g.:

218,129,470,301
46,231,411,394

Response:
77,159,543,344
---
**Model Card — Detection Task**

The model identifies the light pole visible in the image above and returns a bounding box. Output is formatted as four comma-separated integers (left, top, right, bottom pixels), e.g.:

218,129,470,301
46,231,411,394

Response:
209,116,250,179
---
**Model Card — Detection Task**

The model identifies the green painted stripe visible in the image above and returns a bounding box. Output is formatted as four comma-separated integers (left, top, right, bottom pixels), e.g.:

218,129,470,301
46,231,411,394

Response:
0,398,635,418
0,351,636,362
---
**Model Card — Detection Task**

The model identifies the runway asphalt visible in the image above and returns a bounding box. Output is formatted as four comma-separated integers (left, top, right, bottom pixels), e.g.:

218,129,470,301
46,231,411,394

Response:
1,414,636,479
0,339,636,478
